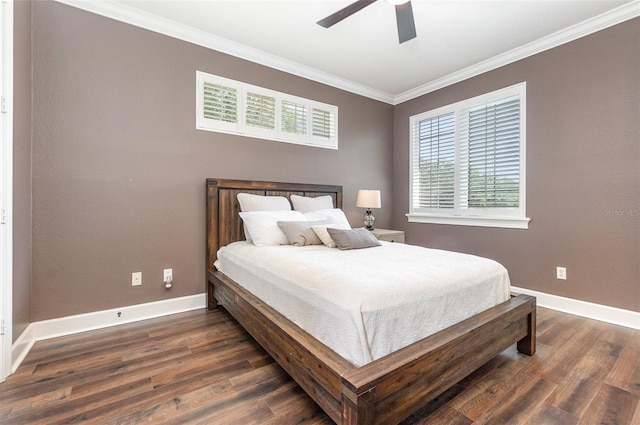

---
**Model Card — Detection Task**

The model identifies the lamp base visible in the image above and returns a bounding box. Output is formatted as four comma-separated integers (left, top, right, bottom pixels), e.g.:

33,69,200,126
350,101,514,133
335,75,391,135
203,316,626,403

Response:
363,209,375,230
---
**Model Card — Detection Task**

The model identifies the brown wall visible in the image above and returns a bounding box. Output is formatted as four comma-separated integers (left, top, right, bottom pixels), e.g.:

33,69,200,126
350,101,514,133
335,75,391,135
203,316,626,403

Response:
30,1,393,321
13,0,32,341
392,19,640,312
21,2,639,325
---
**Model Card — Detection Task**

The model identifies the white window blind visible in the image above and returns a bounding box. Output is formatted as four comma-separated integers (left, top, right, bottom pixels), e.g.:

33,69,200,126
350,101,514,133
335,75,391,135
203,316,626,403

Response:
412,112,455,209
408,83,529,229
196,71,338,149
461,96,521,211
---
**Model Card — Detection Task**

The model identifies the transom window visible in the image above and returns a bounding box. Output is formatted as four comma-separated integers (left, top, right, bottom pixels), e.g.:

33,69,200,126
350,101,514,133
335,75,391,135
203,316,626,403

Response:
197,71,338,149
407,83,529,229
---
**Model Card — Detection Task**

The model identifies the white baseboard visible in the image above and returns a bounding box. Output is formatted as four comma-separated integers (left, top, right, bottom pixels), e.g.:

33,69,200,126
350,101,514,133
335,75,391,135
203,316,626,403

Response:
12,293,207,373
11,326,35,374
511,286,640,330
11,289,639,374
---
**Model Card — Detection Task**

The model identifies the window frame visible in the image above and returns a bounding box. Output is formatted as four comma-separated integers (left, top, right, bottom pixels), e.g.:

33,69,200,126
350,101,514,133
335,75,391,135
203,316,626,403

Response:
196,71,338,150
407,82,530,229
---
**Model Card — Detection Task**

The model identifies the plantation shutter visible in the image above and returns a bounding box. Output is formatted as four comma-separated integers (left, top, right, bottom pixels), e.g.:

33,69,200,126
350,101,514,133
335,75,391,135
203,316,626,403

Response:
312,107,335,139
281,101,307,135
245,91,276,131
412,112,456,209
460,97,521,209
196,71,338,149
202,82,237,124
407,83,527,228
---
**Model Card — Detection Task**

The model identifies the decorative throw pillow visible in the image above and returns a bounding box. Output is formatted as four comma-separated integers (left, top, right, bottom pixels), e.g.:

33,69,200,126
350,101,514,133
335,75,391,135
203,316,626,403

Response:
311,224,351,248
326,227,382,250
277,220,330,246
290,195,334,213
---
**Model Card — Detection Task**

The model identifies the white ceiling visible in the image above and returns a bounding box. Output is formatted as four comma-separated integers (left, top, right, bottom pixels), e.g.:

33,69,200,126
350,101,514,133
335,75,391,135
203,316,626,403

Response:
61,0,639,103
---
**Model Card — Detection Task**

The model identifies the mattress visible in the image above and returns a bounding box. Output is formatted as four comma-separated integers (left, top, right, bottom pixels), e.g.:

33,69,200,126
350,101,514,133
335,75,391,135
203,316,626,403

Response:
215,241,510,366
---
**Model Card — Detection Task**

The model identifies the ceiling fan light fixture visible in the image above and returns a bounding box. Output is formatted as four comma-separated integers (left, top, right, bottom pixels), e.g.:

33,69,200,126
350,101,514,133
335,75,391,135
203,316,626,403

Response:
386,0,410,5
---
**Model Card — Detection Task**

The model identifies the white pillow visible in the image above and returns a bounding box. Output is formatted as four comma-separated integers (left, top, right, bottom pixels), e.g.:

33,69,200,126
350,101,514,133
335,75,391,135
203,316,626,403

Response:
237,193,291,212
311,224,351,248
239,210,305,246
237,193,292,242
304,208,351,228
290,195,334,213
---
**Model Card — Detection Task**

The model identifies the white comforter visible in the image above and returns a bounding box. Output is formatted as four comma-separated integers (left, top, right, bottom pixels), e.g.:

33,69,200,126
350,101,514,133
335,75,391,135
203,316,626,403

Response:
215,241,510,366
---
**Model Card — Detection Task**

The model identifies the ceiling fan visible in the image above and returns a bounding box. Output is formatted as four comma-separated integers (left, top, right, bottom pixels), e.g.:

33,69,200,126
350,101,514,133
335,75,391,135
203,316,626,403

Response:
317,0,417,44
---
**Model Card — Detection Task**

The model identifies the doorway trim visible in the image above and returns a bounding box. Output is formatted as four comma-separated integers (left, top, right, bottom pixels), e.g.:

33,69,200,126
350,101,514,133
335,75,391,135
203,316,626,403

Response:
1,0,15,382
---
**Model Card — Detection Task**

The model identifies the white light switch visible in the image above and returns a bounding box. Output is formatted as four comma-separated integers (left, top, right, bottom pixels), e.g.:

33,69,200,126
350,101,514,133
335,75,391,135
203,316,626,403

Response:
132,272,142,286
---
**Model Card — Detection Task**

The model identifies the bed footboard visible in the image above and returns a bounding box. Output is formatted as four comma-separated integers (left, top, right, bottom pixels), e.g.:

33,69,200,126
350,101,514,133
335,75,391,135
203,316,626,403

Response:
340,294,536,424
208,270,536,425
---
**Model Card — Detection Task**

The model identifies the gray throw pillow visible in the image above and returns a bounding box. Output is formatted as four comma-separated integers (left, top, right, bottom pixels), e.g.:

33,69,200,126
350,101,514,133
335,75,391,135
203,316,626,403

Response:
277,220,329,246
326,227,382,250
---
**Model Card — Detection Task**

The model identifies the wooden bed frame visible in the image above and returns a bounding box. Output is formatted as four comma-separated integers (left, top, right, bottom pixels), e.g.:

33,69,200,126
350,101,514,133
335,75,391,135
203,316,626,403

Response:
206,178,536,425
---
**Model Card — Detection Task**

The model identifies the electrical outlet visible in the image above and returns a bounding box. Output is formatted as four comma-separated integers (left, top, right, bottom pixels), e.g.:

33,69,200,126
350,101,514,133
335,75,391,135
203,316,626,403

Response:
556,267,567,280
164,268,172,282
132,271,142,286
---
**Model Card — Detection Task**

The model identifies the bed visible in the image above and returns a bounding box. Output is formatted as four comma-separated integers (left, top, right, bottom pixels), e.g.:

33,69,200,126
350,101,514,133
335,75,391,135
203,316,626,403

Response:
206,178,536,425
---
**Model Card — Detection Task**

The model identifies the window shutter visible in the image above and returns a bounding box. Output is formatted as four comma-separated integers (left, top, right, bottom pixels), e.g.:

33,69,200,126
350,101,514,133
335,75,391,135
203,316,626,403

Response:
412,112,456,209
462,97,520,209
312,107,335,139
245,91,276,131
407,82,527,228
197,71,338,149
202,82,237,124
281,101,307,135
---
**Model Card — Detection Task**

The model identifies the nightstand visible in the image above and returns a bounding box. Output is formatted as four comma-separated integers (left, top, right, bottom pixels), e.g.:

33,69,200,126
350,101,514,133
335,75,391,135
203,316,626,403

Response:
371,228,405,243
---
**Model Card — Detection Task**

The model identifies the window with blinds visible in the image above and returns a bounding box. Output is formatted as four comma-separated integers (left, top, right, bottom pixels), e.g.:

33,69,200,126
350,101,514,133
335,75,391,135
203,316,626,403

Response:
203,82,237,123
196,71,338,149
463,97,521,209
408,83,529,229
312,108,336,140
413,112,455,209
281,101,307,135
245,91,276,131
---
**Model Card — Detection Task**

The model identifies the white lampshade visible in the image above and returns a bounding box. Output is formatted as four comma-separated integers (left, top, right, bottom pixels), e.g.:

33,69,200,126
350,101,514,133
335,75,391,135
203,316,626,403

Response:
356,190,381,209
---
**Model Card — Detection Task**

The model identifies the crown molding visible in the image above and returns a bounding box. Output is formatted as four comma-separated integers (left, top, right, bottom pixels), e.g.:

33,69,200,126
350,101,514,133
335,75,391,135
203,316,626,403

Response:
55,0,638,106
393,1,640,104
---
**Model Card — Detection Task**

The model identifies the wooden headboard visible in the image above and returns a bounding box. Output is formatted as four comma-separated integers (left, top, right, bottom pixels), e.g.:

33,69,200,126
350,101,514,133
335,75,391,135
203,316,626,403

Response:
206,178,343,272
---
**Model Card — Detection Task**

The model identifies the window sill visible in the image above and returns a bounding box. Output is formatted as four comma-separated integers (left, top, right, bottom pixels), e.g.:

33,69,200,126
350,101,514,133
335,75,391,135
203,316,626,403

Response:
406,213,530,229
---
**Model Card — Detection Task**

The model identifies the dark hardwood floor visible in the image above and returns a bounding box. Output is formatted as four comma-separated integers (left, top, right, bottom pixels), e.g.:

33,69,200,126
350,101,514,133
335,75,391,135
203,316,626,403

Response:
0,306,638,424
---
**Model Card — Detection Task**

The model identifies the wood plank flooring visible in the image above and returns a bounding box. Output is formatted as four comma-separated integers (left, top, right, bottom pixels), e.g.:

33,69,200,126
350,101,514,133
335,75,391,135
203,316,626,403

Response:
0,306,638,424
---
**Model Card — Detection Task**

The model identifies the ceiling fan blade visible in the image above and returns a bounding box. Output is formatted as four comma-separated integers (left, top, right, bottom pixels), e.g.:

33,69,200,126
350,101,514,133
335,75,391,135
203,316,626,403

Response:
395,1,417,44
317,0,377,28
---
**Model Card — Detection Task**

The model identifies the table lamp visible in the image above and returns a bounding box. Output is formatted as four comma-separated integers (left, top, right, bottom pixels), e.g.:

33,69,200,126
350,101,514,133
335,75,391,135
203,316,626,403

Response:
356,189,381,230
